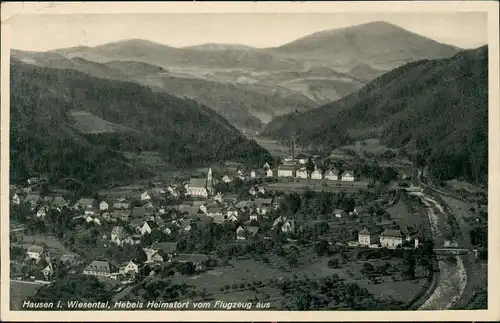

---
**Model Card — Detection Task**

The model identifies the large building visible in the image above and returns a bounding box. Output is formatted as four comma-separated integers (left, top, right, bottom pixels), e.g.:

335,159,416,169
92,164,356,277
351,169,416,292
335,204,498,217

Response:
186,168,214,198
380,229,403,249
278,165,295,178
83,260,119,279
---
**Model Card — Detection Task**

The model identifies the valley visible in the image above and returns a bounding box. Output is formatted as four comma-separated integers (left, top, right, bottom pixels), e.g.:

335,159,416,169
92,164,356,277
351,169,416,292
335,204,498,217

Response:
8,18,488,313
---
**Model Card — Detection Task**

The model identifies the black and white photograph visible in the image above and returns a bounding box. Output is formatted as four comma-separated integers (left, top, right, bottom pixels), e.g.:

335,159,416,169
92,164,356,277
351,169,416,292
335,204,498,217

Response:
1,1,498,321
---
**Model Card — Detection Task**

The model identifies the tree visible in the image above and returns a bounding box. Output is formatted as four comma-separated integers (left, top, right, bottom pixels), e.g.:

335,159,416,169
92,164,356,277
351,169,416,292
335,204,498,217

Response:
315,240,330,256
403,251,416,280
328,258,339,269
177,262,196,275
296,292,312,310
306,158,315,177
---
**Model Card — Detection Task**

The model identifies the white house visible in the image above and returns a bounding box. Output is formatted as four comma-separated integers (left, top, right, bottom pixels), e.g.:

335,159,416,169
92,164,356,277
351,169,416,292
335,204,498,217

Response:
141,191,151,201
12,194,21,205
311,169,323,180
36,206,48,218
333,209,345,218
358,228,372,246
27,245,44,261
277,165,294,178
281,219,295,233
227,214,239,222
250,170,256,178
120,260,139,275
380,229,403,249
110,226,128,246
41,262,54,279
99,201,109,211
222,175,232,183
296,168,308,179
325,170,339,181
263,162,271,170
83,261,119,279
266,169,273,177
341,170,355,181
140,221,159,236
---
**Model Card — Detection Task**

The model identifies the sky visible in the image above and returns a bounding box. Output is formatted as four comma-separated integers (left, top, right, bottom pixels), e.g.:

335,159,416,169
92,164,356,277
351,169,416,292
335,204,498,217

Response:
7,12,488,51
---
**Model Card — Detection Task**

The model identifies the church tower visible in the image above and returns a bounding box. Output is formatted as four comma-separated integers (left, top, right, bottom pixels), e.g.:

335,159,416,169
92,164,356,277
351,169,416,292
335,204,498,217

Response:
206,168,214,194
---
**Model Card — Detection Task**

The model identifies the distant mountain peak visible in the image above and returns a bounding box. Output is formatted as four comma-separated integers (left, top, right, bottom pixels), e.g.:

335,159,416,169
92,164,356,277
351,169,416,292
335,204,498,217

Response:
182,43,254,51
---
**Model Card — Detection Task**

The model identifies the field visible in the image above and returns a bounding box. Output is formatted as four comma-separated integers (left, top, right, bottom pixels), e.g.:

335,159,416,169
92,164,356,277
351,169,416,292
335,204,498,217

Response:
168,245,427,309
386,196,425,229
13,235,75,257
251,137,304,158
70,111,135,134
10,281,42,310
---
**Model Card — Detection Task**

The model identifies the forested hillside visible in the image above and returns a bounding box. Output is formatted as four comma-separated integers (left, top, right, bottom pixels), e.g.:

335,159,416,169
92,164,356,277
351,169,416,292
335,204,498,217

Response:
10,59,271,190
263,46,488,184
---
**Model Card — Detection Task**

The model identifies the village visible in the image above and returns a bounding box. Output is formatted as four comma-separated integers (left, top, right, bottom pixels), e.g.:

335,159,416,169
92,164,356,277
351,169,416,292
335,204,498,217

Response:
10,151,439,310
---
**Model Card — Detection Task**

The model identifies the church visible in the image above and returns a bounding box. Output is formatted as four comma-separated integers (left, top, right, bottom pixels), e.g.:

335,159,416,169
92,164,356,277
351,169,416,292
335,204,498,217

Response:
186,168,214,198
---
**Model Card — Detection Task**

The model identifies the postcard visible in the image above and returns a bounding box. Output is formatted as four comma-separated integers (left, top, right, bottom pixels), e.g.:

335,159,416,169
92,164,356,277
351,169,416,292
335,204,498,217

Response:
1,1,499,321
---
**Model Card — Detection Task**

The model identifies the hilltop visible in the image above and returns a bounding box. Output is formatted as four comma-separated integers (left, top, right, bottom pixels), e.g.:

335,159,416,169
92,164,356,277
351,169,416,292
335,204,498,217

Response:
10,59,272,190
262,46,488,184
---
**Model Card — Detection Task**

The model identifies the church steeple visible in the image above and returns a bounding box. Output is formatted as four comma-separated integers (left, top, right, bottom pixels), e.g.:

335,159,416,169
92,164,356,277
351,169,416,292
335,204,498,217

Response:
206,168,213,194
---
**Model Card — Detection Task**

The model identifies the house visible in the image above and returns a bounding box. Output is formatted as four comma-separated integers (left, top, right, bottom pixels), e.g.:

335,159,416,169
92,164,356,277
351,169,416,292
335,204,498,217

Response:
51,196,68,209
296,168,308,179
41,262,54,278
236,226,246,240
129,218,144,231
266,169,274,177
24,194,40,210
255,198,272,215
36,206,48,218
141,191,151,201
176,205,199,217
206,206,223,218
27,177,40,185
74,198,96,209
333,209,345,218
380,229,403,249
341,170,355,182
358,228,372,246
130,207,146,219
110,226,128,246
211,214,225,224
85,215,95,224
263,162,271,170
60,254,77,264
235,200,253,211
84,208,99,217
227,214,239,222
325,169,339,181
120,260,139,275
249,186,257,196
27,245,44,261
311,168,323,180
277,165,295,178
250,170,256,178
144,242,178,263
187,168,214,198
115,210,131,221
281,219,295,233
113,202,130,210
177,254,210,270
236,226,259,240
226,206,238,218
123,235,141,245
83,260,119,279
12,193,21,205
140,221,159,236
99,201,109,211
273,215,288,228
249,210,259,222
222,175,232,183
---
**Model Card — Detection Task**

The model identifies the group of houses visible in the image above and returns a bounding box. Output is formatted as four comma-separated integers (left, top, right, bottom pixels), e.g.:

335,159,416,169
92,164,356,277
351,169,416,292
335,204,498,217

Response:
274,165,355,182
357,225,419,250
